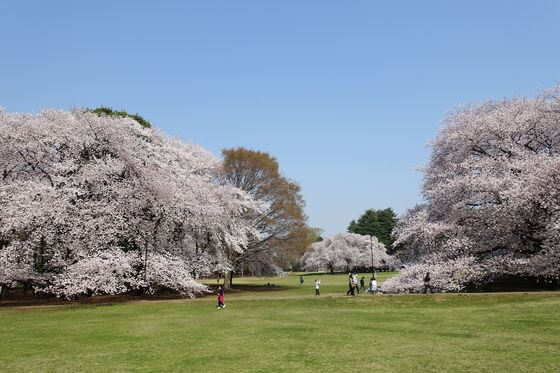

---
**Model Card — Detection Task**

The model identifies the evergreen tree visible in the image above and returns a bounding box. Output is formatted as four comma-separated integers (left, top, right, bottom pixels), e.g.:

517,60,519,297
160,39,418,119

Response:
347,208,397,252
90,107,152,128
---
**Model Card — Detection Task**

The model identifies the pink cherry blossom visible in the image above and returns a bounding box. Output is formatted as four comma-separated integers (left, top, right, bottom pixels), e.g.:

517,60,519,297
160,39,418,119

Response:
0,109,261,298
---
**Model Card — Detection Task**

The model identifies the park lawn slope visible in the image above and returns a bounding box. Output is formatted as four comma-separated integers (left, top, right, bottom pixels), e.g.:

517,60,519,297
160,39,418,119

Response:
1,291,559,372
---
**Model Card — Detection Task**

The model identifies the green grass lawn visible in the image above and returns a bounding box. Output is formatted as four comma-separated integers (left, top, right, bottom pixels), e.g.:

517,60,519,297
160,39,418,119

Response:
1,272,559,372
201,271,395,298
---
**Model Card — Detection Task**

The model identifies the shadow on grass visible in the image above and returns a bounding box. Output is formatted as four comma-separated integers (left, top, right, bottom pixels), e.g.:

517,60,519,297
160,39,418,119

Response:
206,283,298,293
299,271,390,277
0,283,299,308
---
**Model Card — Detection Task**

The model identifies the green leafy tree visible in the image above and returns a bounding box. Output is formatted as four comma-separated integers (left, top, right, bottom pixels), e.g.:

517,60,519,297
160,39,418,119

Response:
221,147,309,288
348,208,397,252
308,227,324,243
90,107,152,128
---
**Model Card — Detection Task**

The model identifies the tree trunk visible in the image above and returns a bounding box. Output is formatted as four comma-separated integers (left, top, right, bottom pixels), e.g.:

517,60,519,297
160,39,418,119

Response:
143,242,149,283
329,265,334,274
0,285,7,305
224,270,232,290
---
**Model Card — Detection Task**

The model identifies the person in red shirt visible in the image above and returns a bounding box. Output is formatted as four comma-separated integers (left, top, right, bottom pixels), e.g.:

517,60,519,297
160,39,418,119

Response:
217,286,225,308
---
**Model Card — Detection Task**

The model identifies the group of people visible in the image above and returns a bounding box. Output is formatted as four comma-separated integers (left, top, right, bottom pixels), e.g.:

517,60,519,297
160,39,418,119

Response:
217,272,433,308
346,272,377,296
302,273,379,297
312,272,430,296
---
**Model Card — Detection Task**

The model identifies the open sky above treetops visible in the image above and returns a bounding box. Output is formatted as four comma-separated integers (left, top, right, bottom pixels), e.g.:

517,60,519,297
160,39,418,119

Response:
1,1,559,235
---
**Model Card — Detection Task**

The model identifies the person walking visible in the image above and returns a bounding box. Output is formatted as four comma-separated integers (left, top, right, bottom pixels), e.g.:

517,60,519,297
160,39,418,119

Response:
299,275,304,286
369,277,377,294
314,279,321,296
423,272,433,294
217,286,225,308
346,273,355,296
360,276,366,292
353,273,360,294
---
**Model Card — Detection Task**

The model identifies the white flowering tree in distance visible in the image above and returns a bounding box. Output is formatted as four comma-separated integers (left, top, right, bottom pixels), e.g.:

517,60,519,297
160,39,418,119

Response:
301,233,393,273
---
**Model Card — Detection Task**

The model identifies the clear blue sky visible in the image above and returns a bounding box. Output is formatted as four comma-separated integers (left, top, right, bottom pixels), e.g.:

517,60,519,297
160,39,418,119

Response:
1,1,559,236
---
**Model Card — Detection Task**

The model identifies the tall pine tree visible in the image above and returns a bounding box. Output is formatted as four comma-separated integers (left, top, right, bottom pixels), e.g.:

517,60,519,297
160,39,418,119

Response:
348,208,397,253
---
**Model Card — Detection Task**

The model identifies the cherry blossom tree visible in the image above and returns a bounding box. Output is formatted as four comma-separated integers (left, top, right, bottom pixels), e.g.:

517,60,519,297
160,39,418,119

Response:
388,85,560,292
380,254,484,293
301,233,394,273
0,109,261,298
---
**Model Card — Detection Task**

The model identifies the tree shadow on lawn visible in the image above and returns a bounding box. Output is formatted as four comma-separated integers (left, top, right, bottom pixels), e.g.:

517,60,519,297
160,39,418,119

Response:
0,283,298,308
206,283,297,294
0,289,195,308
299,271,390,277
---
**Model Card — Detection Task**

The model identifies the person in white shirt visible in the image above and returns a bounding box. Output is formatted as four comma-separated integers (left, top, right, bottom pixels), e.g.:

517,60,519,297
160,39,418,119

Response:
314,279,321,296
352,273,359,294
369,277,378,294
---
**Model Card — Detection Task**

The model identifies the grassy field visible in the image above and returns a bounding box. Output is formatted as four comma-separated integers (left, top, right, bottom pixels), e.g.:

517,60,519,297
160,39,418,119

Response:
201,271,396,298
1,272,559,372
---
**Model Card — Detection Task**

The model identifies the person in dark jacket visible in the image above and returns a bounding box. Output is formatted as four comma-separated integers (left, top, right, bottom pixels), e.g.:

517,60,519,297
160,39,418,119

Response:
423,272,433,294
346,273,355,296
360,276,366,292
